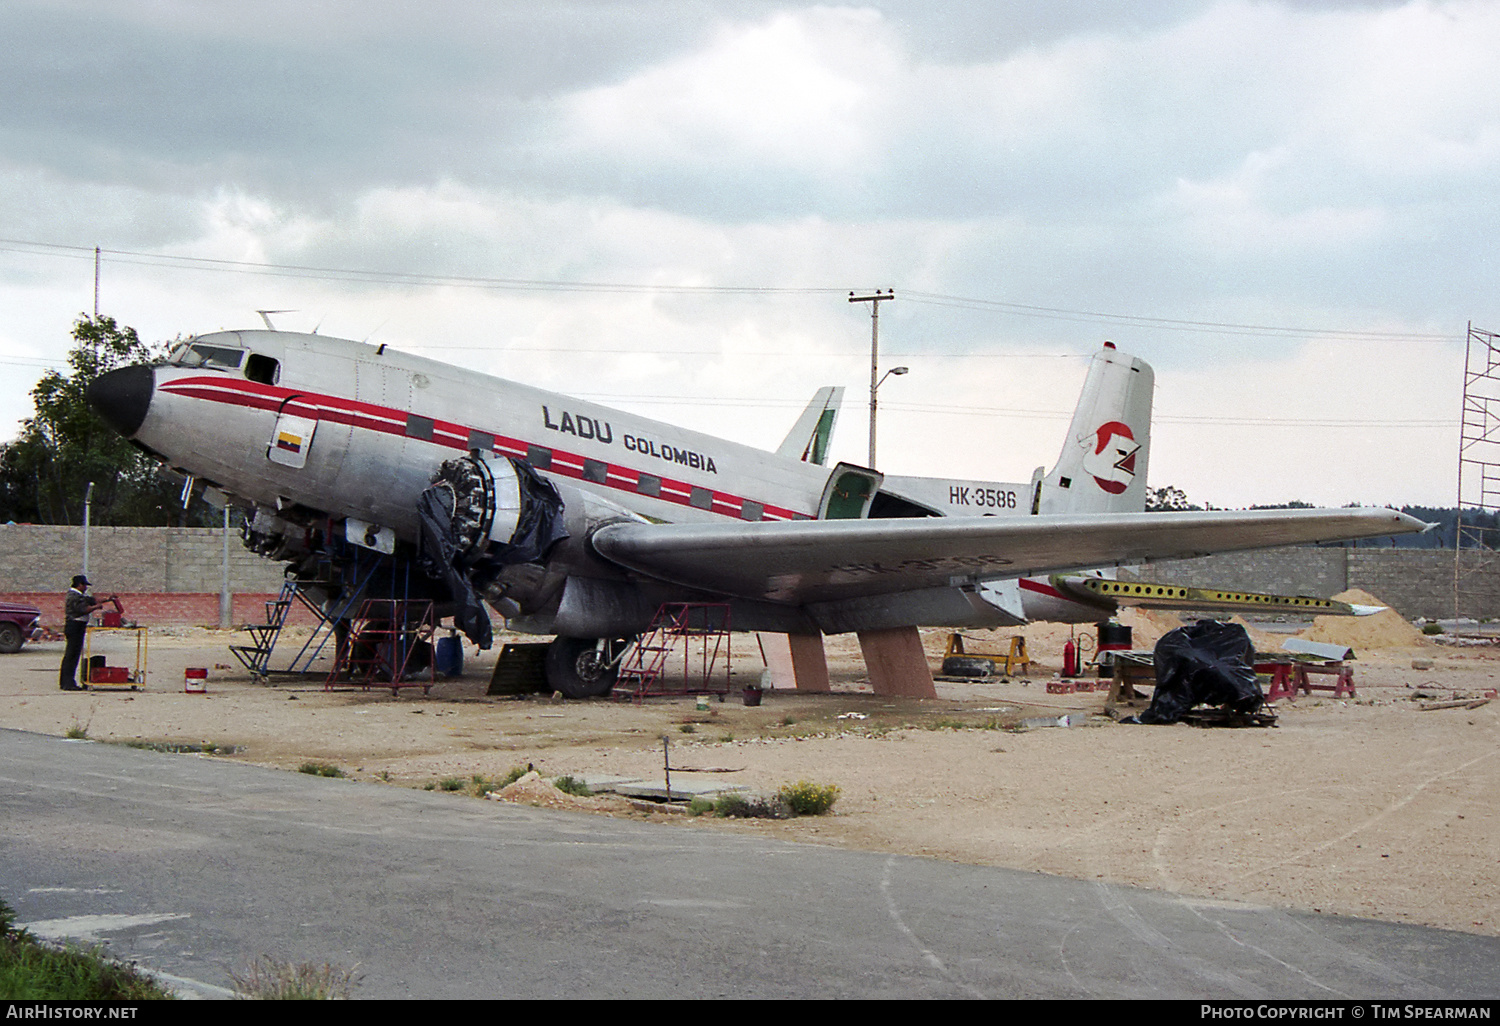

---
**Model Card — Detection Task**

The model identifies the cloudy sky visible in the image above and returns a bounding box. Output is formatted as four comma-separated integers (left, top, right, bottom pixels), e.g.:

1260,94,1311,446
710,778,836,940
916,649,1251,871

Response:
0,0,1491,508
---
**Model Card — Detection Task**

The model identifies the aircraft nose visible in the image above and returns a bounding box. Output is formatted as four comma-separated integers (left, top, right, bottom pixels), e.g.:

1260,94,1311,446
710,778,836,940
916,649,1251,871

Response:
87,364,155,438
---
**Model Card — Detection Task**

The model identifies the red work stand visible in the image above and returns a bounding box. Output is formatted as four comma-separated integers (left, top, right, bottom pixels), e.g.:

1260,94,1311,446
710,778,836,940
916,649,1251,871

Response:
1256,660,1356,702
324,598,437,695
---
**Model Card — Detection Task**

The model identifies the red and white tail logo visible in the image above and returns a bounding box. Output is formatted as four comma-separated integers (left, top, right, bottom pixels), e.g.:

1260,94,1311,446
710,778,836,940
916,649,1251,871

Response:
1081,421,1139,495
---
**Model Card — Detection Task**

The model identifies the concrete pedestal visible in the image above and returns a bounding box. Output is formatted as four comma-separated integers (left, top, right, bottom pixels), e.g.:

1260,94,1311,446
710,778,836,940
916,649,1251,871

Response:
756,632,831,692
857,626,937,698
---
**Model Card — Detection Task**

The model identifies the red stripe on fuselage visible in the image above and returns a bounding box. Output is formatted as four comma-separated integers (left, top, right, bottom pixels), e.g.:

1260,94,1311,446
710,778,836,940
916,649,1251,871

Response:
1018,578,1065,599
158,375,812,522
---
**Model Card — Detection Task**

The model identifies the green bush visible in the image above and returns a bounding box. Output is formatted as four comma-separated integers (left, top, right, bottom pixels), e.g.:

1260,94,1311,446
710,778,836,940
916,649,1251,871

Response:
297,762,344,778
0,899,173,1000
438,777,465,791
1422,622,1444,635
499,765,530,787
714,793,787,819
553,775,592,797
778,780,840,816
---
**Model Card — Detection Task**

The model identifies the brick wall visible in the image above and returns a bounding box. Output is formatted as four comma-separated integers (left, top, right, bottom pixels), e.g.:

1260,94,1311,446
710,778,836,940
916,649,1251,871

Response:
3,525,1498,625
0,525,294,627
0,525,285,594
0,592,324,628
1133,547,1500,620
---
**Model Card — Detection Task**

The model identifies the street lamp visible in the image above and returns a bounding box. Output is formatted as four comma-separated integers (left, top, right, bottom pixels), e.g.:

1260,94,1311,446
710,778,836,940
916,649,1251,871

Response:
869,366,908,469
850,289,900,469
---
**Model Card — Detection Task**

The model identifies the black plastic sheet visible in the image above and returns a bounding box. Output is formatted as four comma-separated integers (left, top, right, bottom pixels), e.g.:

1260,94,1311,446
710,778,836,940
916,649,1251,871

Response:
416,488,493,650
1137,620,1262,725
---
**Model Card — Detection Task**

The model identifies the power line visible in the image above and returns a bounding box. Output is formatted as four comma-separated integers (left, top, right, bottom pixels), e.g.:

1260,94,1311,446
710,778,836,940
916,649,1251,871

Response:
0,235,1457,344
902,290,1452,343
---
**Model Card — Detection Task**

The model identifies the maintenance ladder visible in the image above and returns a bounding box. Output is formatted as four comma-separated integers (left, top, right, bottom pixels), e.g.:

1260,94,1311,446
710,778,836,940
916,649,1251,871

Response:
615,602,732,700
229,555,379,682
323,598,438,695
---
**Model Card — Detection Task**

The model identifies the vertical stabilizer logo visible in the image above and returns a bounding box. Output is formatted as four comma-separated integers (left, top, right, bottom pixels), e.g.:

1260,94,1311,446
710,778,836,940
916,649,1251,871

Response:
1080,421,1139,495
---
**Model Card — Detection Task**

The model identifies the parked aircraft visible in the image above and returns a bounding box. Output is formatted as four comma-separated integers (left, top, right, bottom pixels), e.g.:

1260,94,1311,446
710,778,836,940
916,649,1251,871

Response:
875,342,1381,624
87,330,1423,695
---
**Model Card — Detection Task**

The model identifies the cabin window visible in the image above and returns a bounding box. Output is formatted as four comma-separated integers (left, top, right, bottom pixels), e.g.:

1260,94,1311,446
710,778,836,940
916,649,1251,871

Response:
739,500,764,522
689,486,714,511
245,353,279,385
174,344,244,370
526,444,552,470
582,459,608,484
467,430,495,453
636,473,661,497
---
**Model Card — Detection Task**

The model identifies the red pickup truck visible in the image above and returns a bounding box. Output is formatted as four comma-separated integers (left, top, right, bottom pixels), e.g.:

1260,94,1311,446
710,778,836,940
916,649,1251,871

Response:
0,601,42,653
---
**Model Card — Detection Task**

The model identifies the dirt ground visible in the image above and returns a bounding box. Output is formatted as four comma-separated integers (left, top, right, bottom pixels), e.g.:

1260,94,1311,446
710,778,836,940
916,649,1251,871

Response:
3,596,1496,938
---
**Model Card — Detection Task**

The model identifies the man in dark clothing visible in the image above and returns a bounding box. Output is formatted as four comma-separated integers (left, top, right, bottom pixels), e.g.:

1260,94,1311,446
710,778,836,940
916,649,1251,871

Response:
60,575,110,691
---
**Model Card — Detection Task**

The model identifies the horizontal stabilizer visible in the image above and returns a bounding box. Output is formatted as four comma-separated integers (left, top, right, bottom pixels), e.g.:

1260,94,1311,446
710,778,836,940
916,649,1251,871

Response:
1050,575,1380,617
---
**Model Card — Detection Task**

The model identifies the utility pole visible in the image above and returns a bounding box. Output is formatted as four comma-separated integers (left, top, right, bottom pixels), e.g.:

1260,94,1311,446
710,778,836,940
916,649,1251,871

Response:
93,247,100,318
849,289,896,468
82,482,94,576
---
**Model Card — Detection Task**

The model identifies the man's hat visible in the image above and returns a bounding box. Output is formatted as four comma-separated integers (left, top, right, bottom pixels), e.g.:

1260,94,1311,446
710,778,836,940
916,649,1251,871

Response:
71,574,89,588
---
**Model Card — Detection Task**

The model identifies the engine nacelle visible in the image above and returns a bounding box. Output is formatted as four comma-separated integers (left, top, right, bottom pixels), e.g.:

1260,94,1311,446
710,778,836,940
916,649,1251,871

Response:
419,452,650,638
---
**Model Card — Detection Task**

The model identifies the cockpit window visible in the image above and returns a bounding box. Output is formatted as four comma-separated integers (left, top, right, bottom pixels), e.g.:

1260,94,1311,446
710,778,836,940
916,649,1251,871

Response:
245,353,280,385
171,343,245,370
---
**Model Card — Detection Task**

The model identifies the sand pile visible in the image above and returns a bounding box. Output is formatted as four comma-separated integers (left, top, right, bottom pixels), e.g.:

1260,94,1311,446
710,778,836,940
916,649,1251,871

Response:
489,771,611,810
1296,589,1431,651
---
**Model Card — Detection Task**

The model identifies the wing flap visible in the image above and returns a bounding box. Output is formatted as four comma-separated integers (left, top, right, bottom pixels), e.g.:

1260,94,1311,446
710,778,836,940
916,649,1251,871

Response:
591,507,1426,605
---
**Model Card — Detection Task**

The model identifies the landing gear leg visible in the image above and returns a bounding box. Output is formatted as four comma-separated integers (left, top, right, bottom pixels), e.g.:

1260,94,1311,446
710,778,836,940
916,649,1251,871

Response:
545,636,628,699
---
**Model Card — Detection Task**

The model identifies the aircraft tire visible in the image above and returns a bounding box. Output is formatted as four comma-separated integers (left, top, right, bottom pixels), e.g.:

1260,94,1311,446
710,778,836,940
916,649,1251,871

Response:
940,656,994,679
546,636,620,699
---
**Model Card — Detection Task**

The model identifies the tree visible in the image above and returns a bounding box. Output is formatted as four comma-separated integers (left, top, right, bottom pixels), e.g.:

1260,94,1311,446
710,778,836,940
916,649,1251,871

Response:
0,315,207,526
1145,485,1201,512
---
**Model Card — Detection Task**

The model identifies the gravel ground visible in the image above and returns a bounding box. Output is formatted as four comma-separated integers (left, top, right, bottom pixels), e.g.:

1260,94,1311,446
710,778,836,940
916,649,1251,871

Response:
3,603,1495,938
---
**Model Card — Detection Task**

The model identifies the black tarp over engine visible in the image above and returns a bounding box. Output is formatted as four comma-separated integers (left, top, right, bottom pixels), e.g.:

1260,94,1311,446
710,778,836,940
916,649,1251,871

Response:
1137,620,1263,725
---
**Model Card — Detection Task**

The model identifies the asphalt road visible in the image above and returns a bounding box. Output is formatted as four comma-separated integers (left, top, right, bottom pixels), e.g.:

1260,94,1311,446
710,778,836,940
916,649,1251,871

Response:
2,727,1495,1000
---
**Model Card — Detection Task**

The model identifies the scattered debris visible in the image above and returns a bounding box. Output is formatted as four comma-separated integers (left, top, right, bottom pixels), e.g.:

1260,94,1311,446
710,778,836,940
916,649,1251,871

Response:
1020,715,1073,730
1420,699,1492,712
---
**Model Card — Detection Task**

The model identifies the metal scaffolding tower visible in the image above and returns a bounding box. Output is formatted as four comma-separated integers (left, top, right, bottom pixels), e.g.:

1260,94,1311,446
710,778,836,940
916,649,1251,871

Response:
1455,323,1500,616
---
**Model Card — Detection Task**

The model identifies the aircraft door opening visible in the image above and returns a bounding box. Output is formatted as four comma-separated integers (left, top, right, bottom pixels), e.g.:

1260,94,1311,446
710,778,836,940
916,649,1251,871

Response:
267,397,317,469
818,463,884,520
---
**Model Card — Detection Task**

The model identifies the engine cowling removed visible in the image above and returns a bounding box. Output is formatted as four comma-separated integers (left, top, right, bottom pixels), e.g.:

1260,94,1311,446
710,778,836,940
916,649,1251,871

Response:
416,453,570,648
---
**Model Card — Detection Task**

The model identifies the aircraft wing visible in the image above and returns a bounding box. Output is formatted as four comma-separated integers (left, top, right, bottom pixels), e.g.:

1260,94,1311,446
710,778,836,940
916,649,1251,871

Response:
591,507,1426,605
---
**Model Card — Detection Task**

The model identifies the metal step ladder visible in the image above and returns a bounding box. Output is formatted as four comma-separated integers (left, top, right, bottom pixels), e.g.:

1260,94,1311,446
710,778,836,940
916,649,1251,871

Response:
615,602,732,699
323,598,437,695
229,554,379,682
228,579,299,680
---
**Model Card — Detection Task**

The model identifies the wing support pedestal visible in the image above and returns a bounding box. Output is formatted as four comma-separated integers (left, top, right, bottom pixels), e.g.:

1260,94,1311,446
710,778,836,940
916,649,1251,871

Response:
756,632,831,692
857,626,937,699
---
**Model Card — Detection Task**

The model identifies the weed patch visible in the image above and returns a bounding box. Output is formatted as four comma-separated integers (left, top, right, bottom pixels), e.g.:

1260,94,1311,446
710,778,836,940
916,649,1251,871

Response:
297,762,345,778
553,775,592,797
63,721,89,740
439,777,465,791
499,765,530,787
714,793,789,819
119,740,240,755
0,898,173,1000
778,780,840,816
229,955,356,1000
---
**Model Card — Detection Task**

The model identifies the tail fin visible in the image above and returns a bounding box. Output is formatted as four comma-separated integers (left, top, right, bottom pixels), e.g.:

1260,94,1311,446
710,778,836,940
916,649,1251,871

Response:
776,386,844,465
1033,343,1153,515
